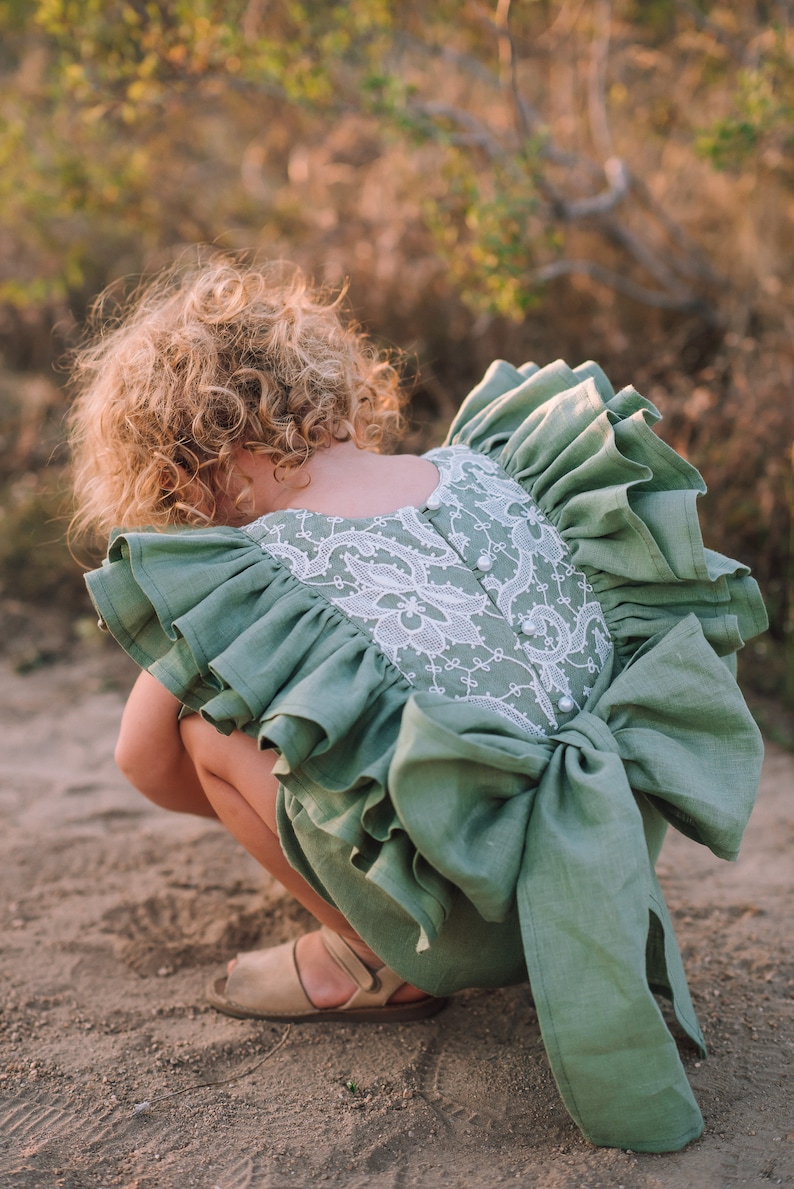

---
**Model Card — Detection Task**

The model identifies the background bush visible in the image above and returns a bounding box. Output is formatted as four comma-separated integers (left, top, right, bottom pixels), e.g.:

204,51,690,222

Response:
0,0,791,704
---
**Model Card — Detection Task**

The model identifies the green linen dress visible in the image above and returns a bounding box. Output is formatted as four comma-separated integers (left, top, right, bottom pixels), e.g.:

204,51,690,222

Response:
85,359,768,1154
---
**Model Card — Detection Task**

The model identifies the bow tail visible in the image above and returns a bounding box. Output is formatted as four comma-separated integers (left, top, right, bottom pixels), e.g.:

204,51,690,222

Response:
516,743,704,1152
647,866,706,1054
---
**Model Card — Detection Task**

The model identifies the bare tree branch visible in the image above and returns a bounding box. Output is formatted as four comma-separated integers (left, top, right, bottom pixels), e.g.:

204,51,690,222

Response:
533,0,589,51
531,259,711,313
462,0,557,147
390,7,721,317
588,0,614,160
398,29,601,175
242,0,271,42
409,101,506,155
409,99,708,312
561,156,628,218
494,0,532,139
394,31,499,90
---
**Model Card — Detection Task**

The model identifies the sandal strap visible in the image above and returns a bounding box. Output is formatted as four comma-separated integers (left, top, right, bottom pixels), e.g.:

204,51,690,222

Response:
320,926,378,991
320,926,407,1008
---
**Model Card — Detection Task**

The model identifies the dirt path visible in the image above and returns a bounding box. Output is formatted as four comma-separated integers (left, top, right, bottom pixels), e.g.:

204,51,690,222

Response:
0,646,792,1189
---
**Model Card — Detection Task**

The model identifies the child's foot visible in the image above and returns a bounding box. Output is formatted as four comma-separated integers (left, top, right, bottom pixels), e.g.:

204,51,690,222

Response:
294,930,428,1008
225,928,429,1010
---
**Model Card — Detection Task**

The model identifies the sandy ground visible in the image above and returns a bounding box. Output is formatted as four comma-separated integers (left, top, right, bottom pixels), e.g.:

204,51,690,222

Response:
0,639,792,1189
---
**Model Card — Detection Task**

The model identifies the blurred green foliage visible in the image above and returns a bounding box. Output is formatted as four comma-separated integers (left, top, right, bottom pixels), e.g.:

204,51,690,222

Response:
696,37,794,172
8,0,779,319
0,0,791,703
1,0,791,317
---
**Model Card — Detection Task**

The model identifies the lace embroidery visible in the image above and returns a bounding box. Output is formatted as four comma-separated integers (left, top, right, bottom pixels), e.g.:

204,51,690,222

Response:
243,446,612,735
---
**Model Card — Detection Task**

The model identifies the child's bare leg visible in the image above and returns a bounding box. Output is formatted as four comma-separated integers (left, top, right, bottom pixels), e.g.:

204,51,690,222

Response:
115,672,217,818
178,713,427,1008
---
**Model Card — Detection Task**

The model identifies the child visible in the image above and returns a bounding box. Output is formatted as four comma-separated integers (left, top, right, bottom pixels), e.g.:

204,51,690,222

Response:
70,255,767,1154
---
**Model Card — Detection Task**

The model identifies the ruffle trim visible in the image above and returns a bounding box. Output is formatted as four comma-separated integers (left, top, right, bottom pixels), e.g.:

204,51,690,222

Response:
87,526,414,790
445,358,768,664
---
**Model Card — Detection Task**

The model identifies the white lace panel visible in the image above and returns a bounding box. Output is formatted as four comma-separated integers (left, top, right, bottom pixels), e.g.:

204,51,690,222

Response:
243,446,613,736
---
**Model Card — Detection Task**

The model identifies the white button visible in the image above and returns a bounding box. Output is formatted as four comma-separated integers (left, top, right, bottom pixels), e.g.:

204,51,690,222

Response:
425,493,441,510
476,554,492,572
521,617,539,635
557,695,575,713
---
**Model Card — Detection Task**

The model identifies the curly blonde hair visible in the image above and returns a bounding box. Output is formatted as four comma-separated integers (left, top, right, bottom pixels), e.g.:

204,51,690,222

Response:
68,255,406,537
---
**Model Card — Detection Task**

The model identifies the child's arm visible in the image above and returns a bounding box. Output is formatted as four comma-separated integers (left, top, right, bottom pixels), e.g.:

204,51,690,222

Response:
115,671,218,818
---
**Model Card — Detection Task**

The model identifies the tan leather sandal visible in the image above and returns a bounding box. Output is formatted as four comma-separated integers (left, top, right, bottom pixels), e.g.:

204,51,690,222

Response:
206,926,447,1023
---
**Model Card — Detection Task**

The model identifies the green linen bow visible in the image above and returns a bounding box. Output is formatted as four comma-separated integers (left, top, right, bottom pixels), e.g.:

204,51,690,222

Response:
388,613,763,1152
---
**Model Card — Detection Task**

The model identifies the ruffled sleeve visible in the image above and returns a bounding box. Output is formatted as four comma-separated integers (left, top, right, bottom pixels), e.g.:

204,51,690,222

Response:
86,525,413,774
445,358,768,663
87,525,466,954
